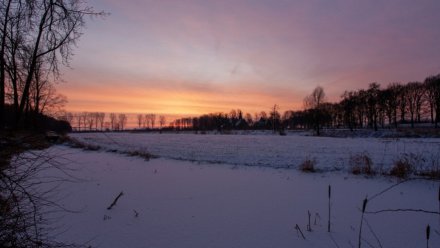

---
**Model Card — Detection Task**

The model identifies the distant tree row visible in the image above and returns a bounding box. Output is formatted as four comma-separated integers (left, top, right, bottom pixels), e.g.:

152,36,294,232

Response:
61,112,121,131
62,112,166,131
169,106,283,132
170,74,440,134
135,113,166,129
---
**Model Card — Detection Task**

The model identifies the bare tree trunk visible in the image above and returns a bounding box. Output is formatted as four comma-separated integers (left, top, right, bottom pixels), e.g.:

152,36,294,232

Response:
0,0,13,128
436,107,439,128
16,5,49,127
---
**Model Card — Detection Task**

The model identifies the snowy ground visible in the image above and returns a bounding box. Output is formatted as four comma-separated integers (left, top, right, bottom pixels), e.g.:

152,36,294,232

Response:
70,132,440,173
33,143,440,248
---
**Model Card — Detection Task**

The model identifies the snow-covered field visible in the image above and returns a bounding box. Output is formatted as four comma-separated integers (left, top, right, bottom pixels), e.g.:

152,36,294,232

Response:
70,132,440,173
35,144,439,248
35,146,440,248
23,132,440,247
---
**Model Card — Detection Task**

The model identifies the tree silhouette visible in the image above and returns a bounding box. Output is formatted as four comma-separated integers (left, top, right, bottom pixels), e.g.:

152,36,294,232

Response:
304,86,326,135
118,113,127,130
0,0,104,128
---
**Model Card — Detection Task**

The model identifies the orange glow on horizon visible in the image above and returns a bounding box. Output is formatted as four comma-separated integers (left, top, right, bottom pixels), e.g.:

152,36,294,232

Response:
59,81,305,116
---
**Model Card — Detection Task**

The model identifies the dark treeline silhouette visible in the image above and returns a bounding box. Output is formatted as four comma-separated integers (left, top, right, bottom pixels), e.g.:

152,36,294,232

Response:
169,106,283,133
170,74,440,135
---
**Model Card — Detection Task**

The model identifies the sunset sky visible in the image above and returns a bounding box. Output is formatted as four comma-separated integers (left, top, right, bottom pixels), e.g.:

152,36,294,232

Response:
60,0,440,116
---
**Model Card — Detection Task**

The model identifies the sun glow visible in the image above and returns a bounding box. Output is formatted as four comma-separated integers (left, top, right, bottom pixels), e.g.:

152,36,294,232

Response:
60,79,304,117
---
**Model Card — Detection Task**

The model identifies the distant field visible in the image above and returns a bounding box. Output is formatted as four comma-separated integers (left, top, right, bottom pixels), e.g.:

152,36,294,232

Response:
70,132,440,174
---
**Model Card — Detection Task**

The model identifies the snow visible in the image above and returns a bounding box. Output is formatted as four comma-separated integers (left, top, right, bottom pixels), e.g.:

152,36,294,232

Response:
34,143,440,248
70,132,440,173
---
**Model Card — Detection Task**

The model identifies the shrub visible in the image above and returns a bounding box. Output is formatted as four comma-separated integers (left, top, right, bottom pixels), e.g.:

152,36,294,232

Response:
418,169,440,179
65,137,101,151
349,153,375,175
299,158,316,172
125,150,157,160
419,156,440,179
390,158,413,178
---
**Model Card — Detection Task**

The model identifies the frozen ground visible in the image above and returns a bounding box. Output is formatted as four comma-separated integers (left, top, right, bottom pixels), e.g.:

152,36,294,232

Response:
70,132,440,173
32,145,440,248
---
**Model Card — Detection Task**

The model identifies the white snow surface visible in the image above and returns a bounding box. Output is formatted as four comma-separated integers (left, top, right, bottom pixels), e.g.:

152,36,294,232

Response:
36,145,440,248
70,132,440,172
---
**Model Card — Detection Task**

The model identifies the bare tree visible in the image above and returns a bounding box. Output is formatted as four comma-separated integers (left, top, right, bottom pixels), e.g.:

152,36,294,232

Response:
405,82,425,128
424,75,440,126
150,114,156,129
304,86,326,135
270,104,280,132
229,109,237,120
4,1,27,120
137,114,143,129
383,83,400,128
159,115,166,131
109,113,117,130
97,112,105,131
85,112,94,130
144,114,150,128
245,113,253,126
397,85,407,124
36,83,67,118
159,115,166,128
62,112,74,125
366,83,380,131
0,0,13,128
75,113,82,131
0,1,104,128
118,113,127,131
18,1,103,126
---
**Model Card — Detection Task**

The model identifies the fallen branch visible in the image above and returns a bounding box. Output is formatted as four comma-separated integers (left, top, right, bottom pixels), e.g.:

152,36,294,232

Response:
295,224,306,240
365,209,440,215
107,191,124,210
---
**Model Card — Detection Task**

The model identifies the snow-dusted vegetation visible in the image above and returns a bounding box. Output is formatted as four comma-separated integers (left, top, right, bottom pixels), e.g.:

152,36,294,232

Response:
70,132,440,175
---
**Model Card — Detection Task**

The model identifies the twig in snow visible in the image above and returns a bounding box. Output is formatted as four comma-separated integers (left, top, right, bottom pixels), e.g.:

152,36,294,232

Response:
295,224,306,240
314,212,321,225
367,178,432,202
307,210,312,231
329,233,341,248
426,225,430,248
361,238,376,248
328,184,332,232
107,191,124,210
358,197,368,248
364,218,383,248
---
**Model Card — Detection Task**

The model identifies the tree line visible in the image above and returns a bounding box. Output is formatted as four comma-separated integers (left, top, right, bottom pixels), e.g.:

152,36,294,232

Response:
62,112,167,131
0,0,102,130
170,74,440,134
